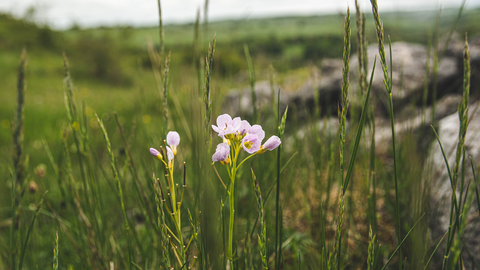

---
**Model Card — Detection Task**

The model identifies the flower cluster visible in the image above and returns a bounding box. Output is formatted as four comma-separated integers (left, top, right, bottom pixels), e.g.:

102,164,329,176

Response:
211,114,281,163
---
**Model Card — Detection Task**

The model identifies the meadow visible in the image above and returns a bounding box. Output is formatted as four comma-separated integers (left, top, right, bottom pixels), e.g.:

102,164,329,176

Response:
0,0,479,269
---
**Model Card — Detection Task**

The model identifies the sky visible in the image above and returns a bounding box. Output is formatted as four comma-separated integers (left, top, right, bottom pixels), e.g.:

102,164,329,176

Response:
0,0,478,29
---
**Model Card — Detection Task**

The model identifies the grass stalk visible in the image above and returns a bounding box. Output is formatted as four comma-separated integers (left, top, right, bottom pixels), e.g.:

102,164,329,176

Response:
339,8,351,193
343,57,376,192
62,53,92,217
367,227,376,270
275,102,287,269
334,9,351,269
114,112,157,234
431,10,440,125
422,30,432,125
469,157,480,216
153,174,171,268
204,0,209,32
204,35,216,145
443,35,471,269
163,52,171,136
269,64,277,121
380,214,425,270
320,204,327,270
11,48,27,270
194,8,203,97
369,1,403,266
18,191,48,270
156,0,165,58
251,169,268,269
355,0,366,97
53,228,59,270
244,44,257,122
96,114,132,270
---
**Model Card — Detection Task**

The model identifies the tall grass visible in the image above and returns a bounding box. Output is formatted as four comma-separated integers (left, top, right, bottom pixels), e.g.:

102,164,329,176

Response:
370,0,403,267
431,35,472,270
1,2,479,269
10,48,27,270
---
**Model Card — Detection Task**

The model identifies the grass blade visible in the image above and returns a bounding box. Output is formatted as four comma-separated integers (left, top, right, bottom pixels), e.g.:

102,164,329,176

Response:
53,229,59,270
469,157,480,216
343,56,376,192
18,191,48,270
381,213,425,270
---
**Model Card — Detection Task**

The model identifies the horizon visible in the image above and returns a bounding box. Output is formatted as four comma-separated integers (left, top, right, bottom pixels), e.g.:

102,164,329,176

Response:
1,0,479,30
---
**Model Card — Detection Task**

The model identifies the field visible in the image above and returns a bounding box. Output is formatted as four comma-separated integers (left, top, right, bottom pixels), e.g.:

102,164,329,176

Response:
0,2,479,269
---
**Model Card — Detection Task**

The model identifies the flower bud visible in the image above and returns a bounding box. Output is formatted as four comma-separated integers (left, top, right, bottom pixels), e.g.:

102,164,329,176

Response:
150,148,163,161
258,135,281,154
28,181,39,194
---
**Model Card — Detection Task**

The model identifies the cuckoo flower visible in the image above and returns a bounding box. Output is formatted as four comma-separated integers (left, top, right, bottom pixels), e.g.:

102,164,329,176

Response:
258,135,281,154
242,134,261,154
212,114,242,138
211,113,282,263
212,143,230,164
149,130,190,264
167,131,180,155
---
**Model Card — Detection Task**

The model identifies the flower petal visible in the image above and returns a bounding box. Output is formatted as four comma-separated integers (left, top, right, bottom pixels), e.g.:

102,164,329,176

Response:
239,120,251,135
248,125,265,142
166,131,180,147
212,143,230,162
150,148,160,157
216,114,233,129
166,146,174,162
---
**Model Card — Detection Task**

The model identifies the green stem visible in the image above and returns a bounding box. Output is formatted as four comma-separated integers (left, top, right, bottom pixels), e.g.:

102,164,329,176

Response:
388,94,402,268
227,143,241,264
237,153,257,168
228,172,235,261
168,163,186,265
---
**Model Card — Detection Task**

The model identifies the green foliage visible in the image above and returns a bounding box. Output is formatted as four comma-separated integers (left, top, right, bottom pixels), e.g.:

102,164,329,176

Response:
0,14,62,51
67,33,133,86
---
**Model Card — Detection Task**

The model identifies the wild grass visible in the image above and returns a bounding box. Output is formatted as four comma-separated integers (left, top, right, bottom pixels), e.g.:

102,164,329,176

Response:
0,2,479,270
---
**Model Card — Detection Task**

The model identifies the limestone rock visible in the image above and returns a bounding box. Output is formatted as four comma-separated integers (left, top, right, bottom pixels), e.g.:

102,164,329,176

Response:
429,105,480,268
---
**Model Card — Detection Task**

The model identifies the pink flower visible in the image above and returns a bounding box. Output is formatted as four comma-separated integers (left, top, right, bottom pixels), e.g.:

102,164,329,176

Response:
242,134,261,154
166,131,180,155
212,143,230,164
212,114,241,138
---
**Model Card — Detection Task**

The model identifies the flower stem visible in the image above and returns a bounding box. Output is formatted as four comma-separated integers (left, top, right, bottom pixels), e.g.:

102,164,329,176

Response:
227,142,242,266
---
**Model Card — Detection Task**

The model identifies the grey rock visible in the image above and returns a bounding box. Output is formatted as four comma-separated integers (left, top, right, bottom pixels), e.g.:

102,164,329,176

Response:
224,41,463,122
470,35,480,101
222,80,287,118
429,105,480,268
351,42,461,116
439,31,465,59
